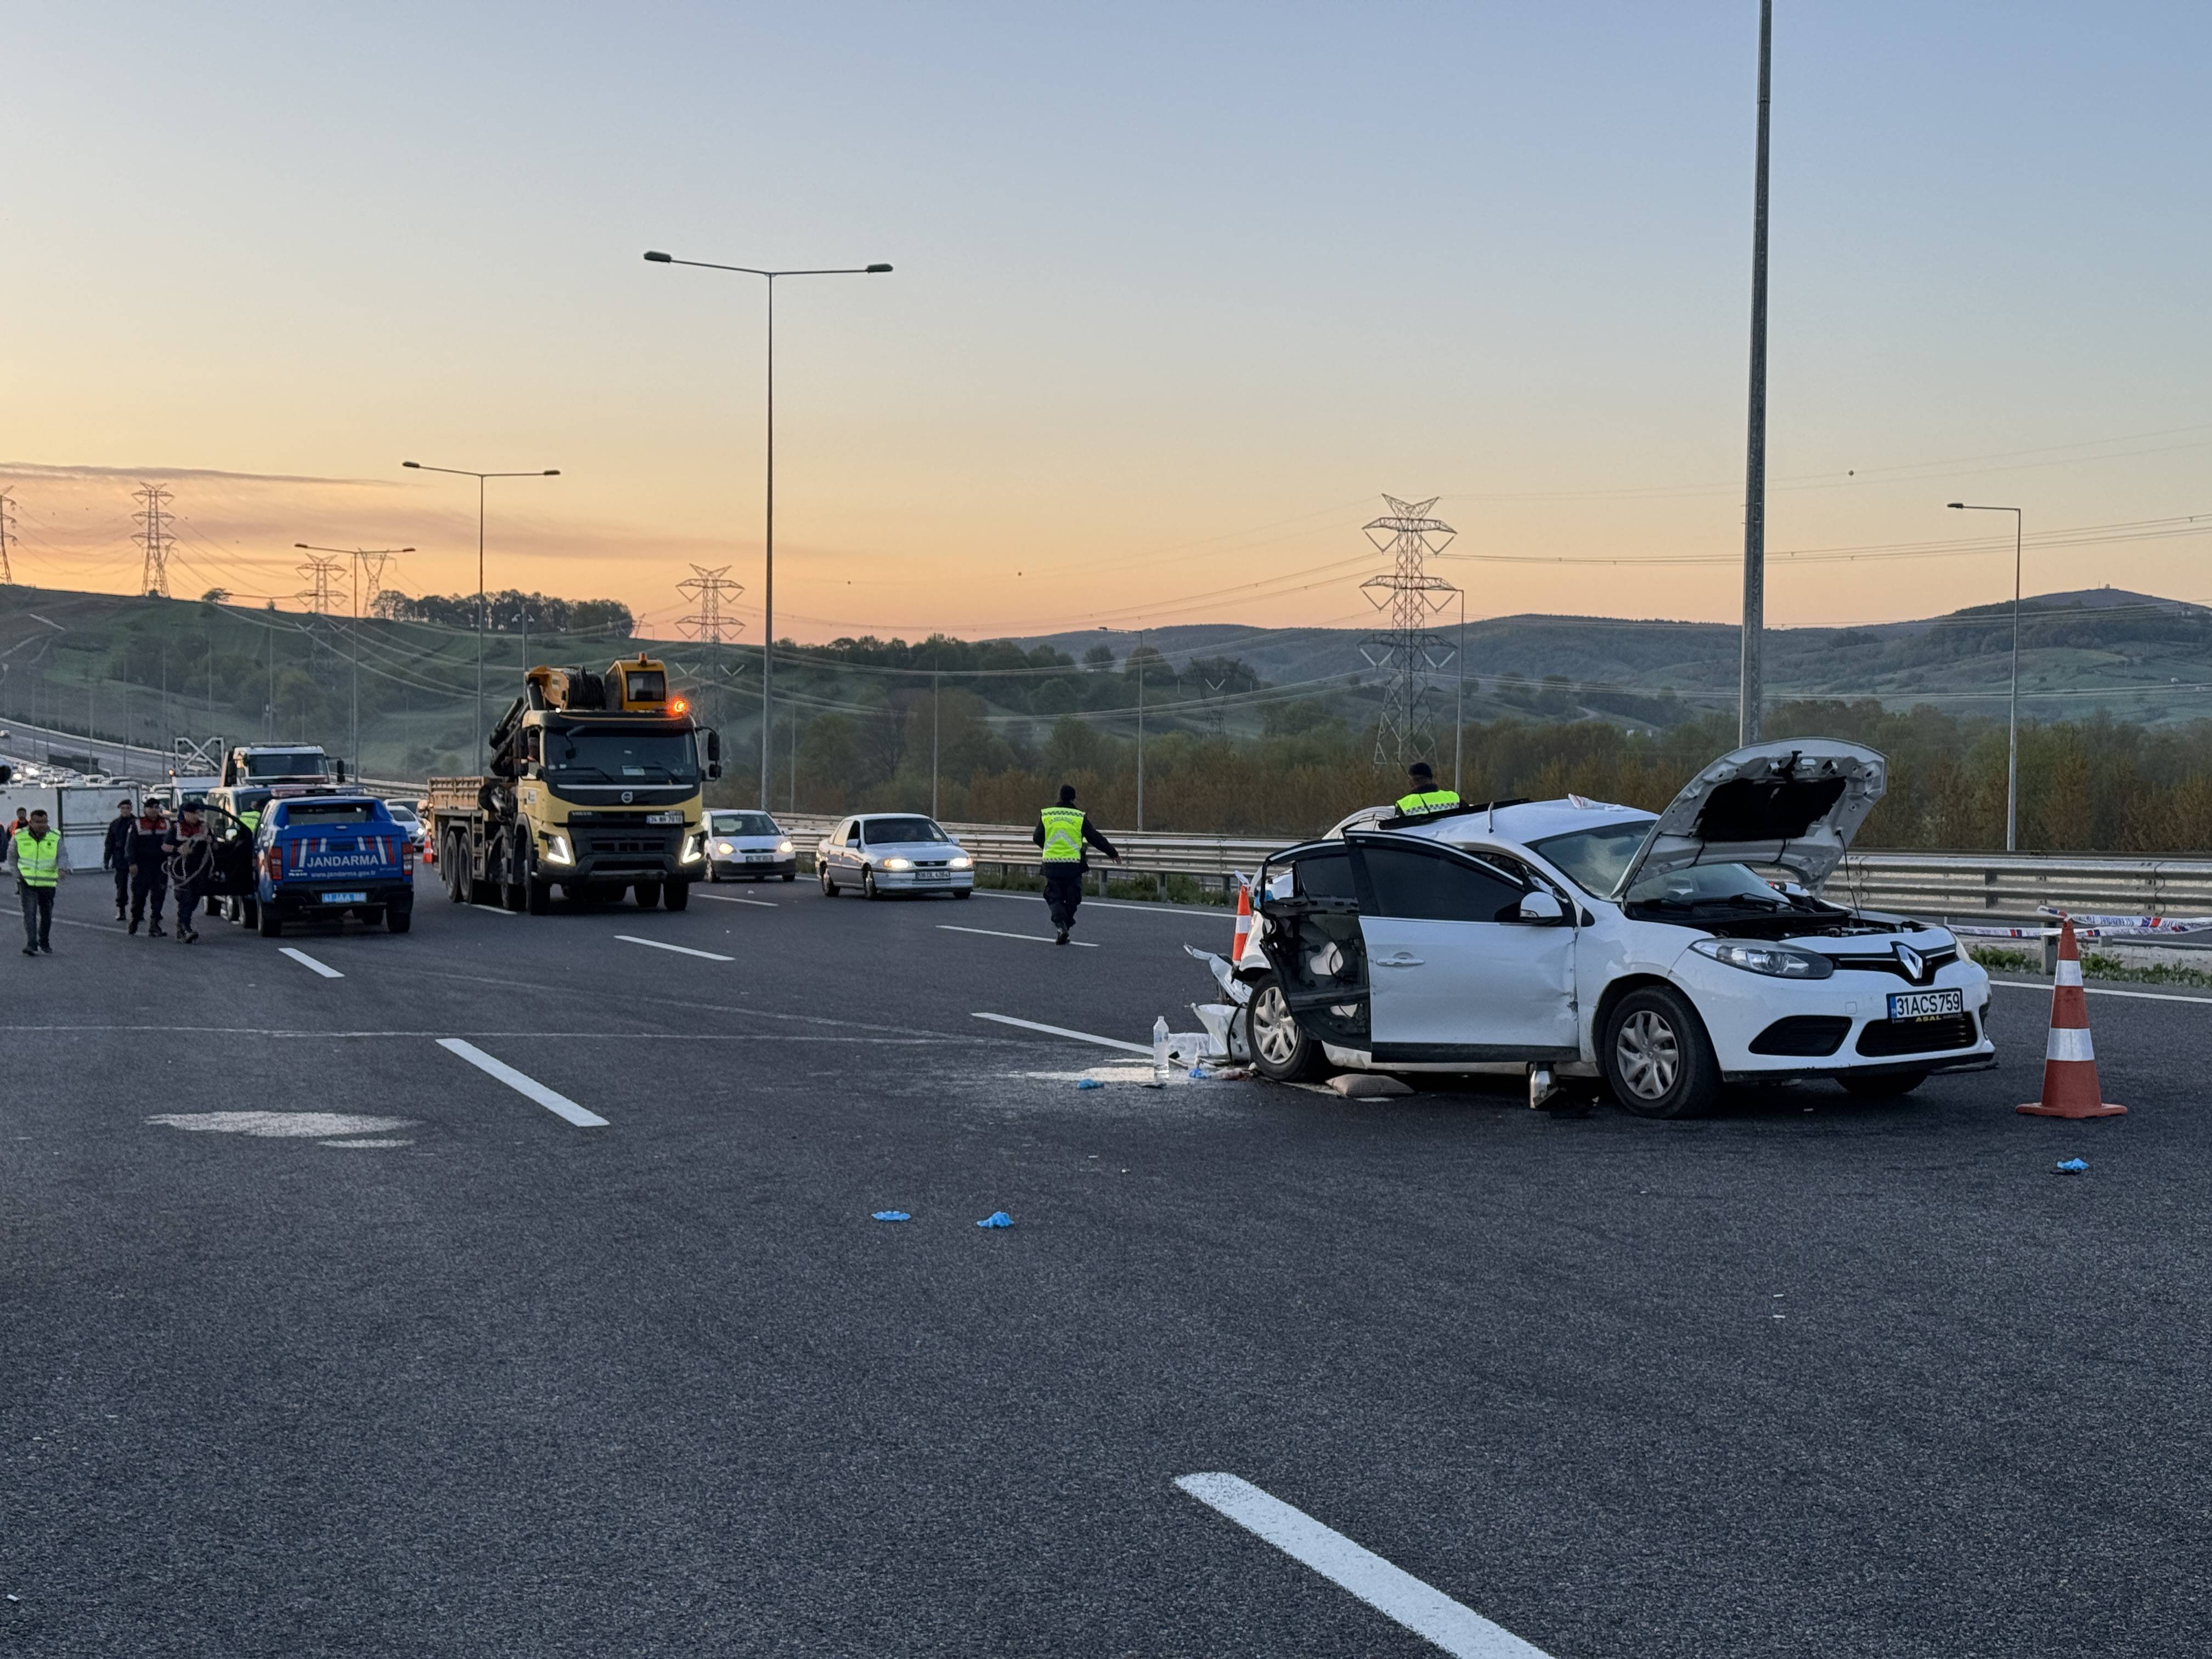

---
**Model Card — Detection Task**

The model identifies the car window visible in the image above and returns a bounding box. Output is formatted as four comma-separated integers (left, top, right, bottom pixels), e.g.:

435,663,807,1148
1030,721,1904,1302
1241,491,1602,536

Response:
1359,843,1527,923
844,822,860,845
709,811,777,835
1530,819,1657,894
386,804,418,823
1291,849,1356,901
280,802,379,826
864,816,944,845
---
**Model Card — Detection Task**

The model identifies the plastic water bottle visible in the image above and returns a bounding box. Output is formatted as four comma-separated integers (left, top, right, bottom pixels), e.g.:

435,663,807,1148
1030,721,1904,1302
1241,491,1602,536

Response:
1151,1015,1171,1086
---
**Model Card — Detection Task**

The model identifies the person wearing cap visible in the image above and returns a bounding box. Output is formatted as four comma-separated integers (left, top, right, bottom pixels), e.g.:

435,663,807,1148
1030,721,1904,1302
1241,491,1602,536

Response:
1032,783,1121,946
127,800,171,936
163,804,216,944
103,797,137,921
1395,761,1461,815
3,806,68,955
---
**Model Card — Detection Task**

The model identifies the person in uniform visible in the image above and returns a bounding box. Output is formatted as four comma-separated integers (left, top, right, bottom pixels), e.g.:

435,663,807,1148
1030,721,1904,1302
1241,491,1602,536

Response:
1395,761,1461,815
1032,783,1120,946
165,805,216,945
103,797,137,921
128,802,171,937
4,807,67,955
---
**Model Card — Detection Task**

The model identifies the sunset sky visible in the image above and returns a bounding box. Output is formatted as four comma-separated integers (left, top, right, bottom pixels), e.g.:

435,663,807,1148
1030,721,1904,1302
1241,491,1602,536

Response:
3,3,2206,644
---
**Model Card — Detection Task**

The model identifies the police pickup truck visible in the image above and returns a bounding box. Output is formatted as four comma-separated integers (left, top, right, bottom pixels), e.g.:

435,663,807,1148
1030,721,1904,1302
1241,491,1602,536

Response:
254,794,415,936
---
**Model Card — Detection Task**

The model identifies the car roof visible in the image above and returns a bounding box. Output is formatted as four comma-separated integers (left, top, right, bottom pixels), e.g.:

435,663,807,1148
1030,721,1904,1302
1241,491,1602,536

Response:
1331,797,1656,850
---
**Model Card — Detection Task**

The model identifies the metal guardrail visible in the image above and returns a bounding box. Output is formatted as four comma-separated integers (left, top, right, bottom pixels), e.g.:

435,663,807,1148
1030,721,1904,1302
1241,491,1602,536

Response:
777,811,2212,931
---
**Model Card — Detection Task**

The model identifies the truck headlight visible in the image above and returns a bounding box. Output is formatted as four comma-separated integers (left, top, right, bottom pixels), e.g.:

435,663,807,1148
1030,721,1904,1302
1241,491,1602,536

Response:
1689,938,1834,979
680,832,705,864
881,857,913,871
948,855,973,869
544,832,574,866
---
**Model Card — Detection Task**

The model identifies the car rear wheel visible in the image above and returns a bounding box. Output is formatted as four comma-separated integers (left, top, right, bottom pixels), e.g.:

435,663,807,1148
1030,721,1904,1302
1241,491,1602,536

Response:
820,866,838,896
1244,975,1324,1082
240,896,259,929
1839,1070,1927,1098
256,905,282,939
387,905,412,934
1602,985,1718,1119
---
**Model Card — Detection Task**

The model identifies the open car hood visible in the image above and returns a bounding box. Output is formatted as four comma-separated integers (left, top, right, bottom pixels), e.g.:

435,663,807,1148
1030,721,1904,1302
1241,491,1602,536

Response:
1615,740,1887,895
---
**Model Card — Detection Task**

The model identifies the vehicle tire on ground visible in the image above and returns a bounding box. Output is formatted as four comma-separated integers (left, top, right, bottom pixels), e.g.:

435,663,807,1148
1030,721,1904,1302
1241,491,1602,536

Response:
662,880,690,911
257,905,282,939
633,881,663,907
359,907,383,928
387,905,412,934
862,869,880,901
951,887,972,900
781,870,795,882
820,866,838,896
241,896,259,929
1244,973,1325,1083
1601,984,1719,1119
526,873,552,915
1838,1070,1927,1098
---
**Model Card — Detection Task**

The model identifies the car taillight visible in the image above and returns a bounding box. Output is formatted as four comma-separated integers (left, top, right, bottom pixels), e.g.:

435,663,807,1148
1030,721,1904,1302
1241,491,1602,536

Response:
402,840,416,871
262,848,282,878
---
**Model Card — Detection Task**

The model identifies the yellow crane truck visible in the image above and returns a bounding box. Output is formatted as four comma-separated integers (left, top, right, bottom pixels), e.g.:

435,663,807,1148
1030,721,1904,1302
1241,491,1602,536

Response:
428,656,722,913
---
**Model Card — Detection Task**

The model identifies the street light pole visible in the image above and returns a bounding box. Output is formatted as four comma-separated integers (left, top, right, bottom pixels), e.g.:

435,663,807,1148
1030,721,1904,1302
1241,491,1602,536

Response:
1949,503,2027,851
401,462,559,771
1739,0,1774,746
1454,586,1465,794
642,250,891,809
296,542,413,780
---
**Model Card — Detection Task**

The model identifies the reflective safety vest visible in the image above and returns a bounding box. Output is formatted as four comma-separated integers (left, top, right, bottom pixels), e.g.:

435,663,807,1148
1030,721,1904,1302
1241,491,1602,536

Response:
1395,788,1462,814
238,810,261,832
1039,805,1086,862
13,831,60,887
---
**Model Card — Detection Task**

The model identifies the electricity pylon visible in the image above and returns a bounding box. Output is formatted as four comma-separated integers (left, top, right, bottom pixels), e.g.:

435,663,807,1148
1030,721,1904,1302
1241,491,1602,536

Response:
133,483,176,597
1358,494,1458,767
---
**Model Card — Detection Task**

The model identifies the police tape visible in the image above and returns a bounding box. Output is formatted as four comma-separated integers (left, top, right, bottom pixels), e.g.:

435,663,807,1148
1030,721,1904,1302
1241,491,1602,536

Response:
1948,911,2212,940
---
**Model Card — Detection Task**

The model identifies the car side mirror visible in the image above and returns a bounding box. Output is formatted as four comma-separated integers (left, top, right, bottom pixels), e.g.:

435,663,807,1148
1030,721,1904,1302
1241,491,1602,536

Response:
1517,890,1566,925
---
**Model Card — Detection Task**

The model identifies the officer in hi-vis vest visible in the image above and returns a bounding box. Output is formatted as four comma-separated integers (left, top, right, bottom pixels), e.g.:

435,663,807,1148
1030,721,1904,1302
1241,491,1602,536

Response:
1395,761,1461,815
1032,783,1120,946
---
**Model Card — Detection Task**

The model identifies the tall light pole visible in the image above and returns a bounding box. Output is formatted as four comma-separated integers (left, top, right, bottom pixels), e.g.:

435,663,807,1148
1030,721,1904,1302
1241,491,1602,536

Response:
1454,585,1466,794
1739,0,1774,746
1102,626,1152,830
1949,502,2027,851
401,462,559,770
642,249,892,808
296,542,413,780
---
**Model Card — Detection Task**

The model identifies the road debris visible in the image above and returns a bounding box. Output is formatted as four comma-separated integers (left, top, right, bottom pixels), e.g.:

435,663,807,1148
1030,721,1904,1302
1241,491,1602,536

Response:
1328,1074,1413,1099
2055,1158,2089,1174
872,1210,912,1222
1075,1077,1104,1090
976,1210,1014,1228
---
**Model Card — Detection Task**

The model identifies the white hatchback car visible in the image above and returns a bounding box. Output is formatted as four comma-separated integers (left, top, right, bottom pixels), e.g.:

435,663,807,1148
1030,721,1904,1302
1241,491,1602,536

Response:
816,813,975,900
704,809,797,882
1239,740,1994,1116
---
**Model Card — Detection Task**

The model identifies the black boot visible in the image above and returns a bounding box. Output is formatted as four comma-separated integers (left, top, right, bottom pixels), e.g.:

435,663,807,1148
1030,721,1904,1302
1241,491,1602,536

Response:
128,917,140,935
149,922,167,938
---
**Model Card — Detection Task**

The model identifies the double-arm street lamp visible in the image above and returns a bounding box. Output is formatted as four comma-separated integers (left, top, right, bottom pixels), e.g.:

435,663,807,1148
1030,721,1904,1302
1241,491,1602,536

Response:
642,249,892,808
402,461,560,770
295,541,413,780
1948,501,2027,851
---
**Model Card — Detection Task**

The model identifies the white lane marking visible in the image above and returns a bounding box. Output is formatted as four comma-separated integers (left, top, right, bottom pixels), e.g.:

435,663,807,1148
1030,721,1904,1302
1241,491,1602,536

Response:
467,904,517,916
971,1012,1150,1054
435,1039,608,1128
616,934,736,962
1990,978,2212,1007
148,1111,414,1138
278,946,343,979
1174,1474,1553,1659
972,888,1219,917
695,890,778,907
940,924,1098,949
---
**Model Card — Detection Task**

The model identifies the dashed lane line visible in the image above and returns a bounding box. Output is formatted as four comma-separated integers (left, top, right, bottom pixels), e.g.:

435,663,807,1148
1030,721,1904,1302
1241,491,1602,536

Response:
466,904,517,917
971,1012,1149,1053
1175,1474,1553,1659
277,946,343,979
695,890,779,907
435,1039,608,1128
616,934,736,962
940,924,1099,949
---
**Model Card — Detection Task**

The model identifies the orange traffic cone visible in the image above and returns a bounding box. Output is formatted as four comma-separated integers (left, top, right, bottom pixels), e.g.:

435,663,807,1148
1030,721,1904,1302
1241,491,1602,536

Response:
1231,877,1260,968
2018,917,2126,1118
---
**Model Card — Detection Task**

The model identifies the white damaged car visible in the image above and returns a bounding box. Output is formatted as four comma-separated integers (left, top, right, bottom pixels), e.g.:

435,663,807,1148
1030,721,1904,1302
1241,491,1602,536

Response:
1239,740,1993,1116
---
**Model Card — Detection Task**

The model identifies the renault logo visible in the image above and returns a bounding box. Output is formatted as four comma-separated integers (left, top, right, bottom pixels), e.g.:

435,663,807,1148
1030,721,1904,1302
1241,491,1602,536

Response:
620,791,633,804
1894,943,1925,982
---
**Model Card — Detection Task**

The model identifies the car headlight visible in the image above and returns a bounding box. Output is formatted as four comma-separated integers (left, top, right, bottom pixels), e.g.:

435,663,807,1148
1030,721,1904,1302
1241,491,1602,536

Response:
1690,938,1834,979
714,840,733,856
881,856,913,871
777,839,794,854
543,832,574,866
680,833,705,864
948,855,973,869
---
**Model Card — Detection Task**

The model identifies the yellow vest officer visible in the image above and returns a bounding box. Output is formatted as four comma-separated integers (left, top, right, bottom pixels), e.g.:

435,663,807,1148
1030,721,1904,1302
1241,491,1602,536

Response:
1032,783,1120,945
9,811,65,956
1395,761,1462,815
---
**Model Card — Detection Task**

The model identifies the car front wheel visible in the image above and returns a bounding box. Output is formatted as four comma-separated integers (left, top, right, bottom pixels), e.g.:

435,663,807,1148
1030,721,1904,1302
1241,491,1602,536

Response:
1244,975,1324,1082
1602,985,1718,1119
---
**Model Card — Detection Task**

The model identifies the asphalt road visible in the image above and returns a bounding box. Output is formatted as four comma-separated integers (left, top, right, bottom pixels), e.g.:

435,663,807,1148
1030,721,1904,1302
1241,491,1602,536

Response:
3,871,2207,1657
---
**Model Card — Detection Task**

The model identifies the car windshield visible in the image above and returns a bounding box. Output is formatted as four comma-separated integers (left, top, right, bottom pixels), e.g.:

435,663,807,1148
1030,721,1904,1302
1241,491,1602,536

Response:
1625,861,1791,912
544,729,700,785
708,811,778,836
241,751,335,779
1530,819,1657,894
864,817,945,845
385,804,418,823
281,802,379,826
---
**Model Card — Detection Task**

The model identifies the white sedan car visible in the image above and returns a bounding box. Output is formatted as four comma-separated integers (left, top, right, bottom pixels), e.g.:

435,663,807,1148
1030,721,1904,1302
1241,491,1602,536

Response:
816,812,975,900
705,809,798,882
1239,740,1994,1116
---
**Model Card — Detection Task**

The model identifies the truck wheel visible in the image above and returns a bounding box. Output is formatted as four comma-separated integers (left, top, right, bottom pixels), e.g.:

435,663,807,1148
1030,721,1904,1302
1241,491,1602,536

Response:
662,880,690,911
444,837,466,903
633,881,663,907
1601,985,1719,1119
1244,975,1324,1082
256,905,283,939
526,874,552,915
386,906,412,934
